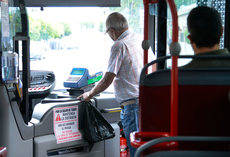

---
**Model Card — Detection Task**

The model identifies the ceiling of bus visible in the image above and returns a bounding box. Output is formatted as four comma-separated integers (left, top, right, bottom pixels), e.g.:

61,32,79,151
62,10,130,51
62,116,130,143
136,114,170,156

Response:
23,0,120,7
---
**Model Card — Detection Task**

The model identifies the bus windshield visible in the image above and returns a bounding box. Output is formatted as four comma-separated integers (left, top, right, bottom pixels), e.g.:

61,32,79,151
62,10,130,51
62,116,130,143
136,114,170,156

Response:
27,3,144,91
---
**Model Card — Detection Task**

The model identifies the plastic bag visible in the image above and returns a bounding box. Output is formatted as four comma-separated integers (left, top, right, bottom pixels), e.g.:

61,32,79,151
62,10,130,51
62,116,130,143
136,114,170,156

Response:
79,101,115,146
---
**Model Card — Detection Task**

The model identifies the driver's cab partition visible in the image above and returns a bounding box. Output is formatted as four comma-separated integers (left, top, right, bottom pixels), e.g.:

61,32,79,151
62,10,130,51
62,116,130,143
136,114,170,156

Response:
131,57,230,153
31,100,119,157
0,0,123,156
0,84,120,157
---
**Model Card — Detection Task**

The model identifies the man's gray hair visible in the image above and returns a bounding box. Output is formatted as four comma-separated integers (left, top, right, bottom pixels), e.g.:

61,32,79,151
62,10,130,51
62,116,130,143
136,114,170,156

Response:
106,12,128,33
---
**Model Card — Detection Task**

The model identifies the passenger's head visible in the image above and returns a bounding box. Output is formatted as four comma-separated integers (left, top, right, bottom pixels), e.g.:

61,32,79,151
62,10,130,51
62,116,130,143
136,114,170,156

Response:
187,6,222,49
106,12,128,41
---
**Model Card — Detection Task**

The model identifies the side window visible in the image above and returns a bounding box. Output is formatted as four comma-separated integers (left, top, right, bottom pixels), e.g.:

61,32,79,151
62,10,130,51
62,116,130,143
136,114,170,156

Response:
8,0,22,70
166,0,226,68
167,0,196,68
9,6,22,38
0,0,22,83
0,0,22,52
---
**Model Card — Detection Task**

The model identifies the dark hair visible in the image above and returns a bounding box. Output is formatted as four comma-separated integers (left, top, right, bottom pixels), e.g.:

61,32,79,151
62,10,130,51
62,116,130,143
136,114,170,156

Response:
187,6,222,48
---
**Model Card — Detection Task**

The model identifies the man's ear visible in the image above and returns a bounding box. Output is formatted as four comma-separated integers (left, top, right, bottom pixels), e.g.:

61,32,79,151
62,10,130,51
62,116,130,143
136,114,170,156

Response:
221,27,223,38
187,34,193,43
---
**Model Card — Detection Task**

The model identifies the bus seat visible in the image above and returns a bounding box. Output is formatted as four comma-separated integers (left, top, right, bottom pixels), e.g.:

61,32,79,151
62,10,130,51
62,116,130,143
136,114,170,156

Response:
0,147,7,157
138,69,230,150
134,136,230,157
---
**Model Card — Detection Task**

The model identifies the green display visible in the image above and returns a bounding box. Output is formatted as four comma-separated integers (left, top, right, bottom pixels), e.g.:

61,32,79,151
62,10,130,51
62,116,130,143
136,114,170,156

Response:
88,75,102,84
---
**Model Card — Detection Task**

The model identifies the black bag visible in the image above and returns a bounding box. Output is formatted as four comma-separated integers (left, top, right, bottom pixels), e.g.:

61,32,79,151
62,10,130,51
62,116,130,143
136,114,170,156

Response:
79,101,115,147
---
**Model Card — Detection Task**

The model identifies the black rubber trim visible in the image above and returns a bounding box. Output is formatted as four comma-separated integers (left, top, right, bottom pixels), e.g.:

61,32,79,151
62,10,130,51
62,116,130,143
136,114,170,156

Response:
135,136,230,157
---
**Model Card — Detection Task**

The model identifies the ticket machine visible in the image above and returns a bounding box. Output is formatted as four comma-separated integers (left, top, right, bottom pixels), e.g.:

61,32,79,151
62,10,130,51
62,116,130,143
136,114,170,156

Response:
64,68,103,96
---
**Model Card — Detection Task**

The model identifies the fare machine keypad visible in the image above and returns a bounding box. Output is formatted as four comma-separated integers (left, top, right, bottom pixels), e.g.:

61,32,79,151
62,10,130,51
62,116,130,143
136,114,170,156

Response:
27,70,55,98
64,68,89,88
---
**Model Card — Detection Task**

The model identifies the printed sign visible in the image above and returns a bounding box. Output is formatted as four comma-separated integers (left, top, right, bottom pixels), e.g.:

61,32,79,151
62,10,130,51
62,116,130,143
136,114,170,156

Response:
53,106,82,144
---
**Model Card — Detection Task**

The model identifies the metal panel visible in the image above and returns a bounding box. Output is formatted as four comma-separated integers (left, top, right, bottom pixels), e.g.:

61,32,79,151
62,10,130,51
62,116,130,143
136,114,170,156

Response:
34,135,104,157
23,0,120,7
34,123,120,157
105,124,120,157
0,85,33,157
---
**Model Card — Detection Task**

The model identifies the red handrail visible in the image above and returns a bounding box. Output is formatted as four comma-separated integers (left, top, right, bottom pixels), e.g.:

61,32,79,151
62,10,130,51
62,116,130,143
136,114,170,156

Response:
143,0,158,73
143,0,149,67
166,0,179,137
0,147,7,157
142,0,179,137
167,0,179,43
130,0,179,147
130,132,176,149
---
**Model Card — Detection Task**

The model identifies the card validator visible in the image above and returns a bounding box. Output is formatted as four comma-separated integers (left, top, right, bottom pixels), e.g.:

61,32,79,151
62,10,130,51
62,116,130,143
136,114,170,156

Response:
64,68,89,88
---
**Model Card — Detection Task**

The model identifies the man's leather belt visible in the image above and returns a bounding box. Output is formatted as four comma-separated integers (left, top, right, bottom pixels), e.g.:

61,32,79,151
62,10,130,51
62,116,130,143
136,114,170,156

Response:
120,99,137,109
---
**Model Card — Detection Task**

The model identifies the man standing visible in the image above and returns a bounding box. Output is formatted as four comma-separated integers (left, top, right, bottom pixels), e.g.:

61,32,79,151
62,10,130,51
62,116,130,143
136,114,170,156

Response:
78,12,143,156
182,6,230,69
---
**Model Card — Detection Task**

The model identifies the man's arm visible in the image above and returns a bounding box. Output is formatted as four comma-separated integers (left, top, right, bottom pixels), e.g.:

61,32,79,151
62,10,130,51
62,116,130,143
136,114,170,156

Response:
77,72,116,101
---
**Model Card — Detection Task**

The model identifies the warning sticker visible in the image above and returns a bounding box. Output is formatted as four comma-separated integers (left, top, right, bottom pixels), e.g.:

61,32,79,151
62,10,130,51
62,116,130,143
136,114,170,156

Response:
53,106,82,144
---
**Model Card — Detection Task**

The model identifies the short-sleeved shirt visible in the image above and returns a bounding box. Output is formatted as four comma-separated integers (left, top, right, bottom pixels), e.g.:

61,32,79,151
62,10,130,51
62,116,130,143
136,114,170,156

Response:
107,30,143,103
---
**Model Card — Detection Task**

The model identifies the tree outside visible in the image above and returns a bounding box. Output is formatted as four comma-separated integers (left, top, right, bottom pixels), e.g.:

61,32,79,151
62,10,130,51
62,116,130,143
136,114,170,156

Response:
29,17,72,41
109,0,143,33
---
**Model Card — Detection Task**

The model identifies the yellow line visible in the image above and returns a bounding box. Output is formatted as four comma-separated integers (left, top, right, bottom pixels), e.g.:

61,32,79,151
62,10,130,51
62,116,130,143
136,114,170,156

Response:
106,107,121,111
107,110,121,113
16,84,21,98
104,107,121,113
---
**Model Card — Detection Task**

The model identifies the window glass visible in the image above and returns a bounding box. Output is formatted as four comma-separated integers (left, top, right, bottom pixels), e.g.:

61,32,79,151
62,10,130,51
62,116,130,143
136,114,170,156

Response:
9,7,22,38
27,0,144,90
0,0,21,52
166,0,226,68
167,0,196,68
8,0,22,51
8,0,22,71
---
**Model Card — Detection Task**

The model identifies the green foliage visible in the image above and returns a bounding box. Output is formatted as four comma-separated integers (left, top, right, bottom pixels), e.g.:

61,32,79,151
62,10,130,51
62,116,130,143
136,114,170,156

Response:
29,17,40,40
109,0,143,32
40,21,54,40
175,0,196,9
81,22,94,30
184,29,190,44
29,17,72,41
63,23,71,36
109,0,197,33
99,22,104,32
9,8,22,36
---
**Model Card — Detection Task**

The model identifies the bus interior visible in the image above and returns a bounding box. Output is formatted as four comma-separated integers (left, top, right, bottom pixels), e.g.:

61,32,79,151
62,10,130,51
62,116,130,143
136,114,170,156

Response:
0,0,230,157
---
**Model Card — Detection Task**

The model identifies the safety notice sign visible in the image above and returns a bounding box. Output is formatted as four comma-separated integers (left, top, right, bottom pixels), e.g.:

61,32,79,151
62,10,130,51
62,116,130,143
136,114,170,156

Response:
53,106,82,144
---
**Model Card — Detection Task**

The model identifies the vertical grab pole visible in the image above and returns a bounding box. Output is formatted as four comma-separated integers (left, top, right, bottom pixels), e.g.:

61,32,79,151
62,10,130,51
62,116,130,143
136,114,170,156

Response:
143,0,159,72
170,55,178,136
143,0,149,73
166,0,180,137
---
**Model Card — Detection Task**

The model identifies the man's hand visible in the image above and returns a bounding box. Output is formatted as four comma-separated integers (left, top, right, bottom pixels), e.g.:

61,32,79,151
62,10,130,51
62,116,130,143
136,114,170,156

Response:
77,91,92,101
77,72,115,102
